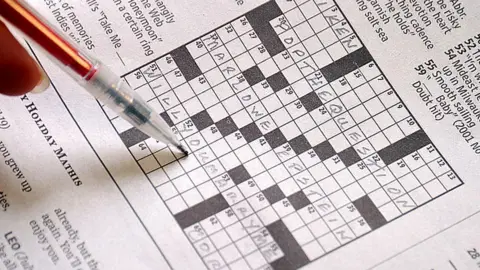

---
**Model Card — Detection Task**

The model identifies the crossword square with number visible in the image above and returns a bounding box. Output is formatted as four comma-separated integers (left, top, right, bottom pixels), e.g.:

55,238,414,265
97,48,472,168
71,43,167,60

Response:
101,1,462,269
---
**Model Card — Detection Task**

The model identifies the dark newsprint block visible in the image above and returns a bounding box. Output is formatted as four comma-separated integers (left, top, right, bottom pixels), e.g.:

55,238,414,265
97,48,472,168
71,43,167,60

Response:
175,193,229,229
321,47,373,83
267,220,310,270
171,45,202,81
353,195,387,230
378,130,431,165
120,127,150,148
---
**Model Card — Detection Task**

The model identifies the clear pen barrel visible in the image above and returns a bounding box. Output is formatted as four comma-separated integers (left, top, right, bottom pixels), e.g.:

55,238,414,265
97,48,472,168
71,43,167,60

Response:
85,65,178,145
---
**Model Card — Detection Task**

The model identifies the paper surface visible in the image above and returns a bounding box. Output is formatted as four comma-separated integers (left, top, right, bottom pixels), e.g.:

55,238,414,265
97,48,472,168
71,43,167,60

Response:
1,0,480,269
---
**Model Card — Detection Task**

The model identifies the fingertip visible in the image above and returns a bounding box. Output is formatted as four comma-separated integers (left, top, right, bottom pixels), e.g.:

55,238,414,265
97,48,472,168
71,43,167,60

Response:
0,62,42,96
0,21,43,96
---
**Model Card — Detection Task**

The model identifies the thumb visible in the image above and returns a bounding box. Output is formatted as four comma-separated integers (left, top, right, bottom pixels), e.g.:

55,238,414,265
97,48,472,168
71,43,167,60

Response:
0,20,49,96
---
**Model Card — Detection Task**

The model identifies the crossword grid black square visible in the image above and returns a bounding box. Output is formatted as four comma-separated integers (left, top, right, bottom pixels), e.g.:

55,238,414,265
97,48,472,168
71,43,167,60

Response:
313,141,335,161
299,91,323,112
101,1,463,269
267,72,289,92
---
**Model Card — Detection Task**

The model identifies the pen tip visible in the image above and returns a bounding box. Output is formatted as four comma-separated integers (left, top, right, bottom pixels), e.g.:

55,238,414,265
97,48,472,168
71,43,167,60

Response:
177,144,189,156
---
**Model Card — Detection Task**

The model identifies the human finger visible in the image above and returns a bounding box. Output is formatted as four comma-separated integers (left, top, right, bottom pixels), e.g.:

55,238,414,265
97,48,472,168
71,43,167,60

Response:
0,20,49,96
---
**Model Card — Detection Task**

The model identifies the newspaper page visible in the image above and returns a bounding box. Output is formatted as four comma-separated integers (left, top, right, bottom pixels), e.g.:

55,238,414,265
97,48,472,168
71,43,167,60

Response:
1,0,479,269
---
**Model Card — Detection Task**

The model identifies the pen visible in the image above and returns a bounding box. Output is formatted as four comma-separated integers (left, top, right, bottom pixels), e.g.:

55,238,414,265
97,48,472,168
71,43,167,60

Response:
0,0,188,155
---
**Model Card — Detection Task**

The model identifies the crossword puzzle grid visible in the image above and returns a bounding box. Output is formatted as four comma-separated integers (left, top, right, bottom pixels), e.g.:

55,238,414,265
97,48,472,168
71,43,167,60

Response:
101,1,462,269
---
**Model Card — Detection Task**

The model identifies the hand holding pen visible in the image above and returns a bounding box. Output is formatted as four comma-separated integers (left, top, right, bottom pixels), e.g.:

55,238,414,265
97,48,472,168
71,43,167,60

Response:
0,0,188,155
0,20,49,95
